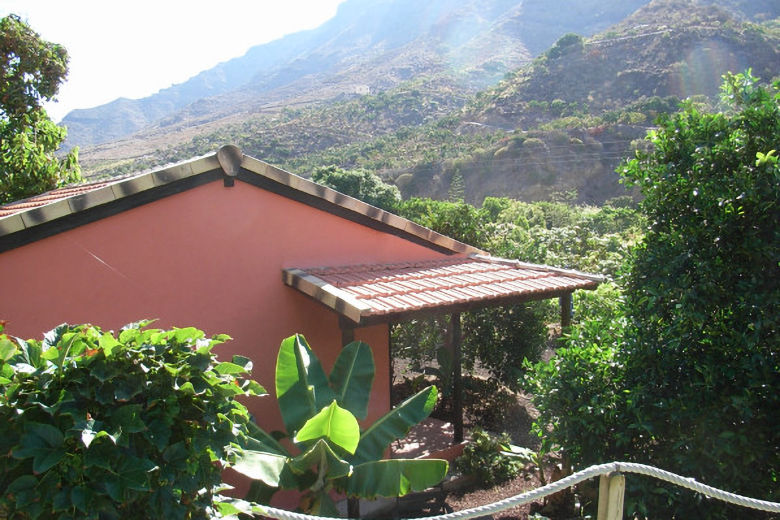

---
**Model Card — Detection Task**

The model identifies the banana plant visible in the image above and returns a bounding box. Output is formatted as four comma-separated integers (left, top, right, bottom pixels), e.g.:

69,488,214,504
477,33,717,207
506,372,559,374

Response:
232,334,447,516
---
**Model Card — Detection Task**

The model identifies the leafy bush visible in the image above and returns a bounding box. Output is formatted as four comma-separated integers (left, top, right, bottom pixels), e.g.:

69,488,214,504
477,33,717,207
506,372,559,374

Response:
0,321,264,520
616,71,780,518
546,33,584,60
456,428,531,487
524,309,628,464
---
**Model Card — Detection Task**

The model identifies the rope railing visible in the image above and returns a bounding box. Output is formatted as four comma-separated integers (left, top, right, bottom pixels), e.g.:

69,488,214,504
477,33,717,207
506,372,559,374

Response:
226,461,780,520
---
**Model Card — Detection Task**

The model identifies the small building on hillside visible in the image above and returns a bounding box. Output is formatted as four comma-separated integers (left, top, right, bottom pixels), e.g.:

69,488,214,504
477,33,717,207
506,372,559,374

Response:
0,145,601,442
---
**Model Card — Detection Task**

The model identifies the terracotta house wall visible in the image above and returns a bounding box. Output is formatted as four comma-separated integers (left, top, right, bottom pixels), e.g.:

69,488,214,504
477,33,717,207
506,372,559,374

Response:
0,180,450,428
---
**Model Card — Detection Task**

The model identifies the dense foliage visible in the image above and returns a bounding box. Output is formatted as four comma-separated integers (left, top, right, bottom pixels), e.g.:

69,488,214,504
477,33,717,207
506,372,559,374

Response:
527,72,779,518
232,335,447,517
0,321,265,519
311,165,401,211
0,14,81,203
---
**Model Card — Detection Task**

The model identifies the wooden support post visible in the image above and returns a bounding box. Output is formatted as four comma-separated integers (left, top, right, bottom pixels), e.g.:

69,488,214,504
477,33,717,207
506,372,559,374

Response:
451,313,464,444
341,319,355,346
560,292,573,330
597,472,625,520
347,497,360,518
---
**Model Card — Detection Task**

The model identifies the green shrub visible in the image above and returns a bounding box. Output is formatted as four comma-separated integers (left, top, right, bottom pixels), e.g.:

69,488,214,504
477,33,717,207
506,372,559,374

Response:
456,428,530,486
0,321,265,520
524,310,628,464
546,33,584,60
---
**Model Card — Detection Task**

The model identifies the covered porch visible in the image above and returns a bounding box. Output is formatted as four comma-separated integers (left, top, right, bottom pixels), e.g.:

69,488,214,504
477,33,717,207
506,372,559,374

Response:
283,253,603,446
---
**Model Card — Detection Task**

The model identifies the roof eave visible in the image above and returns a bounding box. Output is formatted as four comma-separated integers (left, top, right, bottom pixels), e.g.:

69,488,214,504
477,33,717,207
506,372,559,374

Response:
282,268,371,324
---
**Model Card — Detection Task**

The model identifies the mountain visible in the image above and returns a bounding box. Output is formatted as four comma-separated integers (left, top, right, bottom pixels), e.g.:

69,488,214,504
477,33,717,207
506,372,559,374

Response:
396,0,780,203
242,0,776,204
67,0,650,153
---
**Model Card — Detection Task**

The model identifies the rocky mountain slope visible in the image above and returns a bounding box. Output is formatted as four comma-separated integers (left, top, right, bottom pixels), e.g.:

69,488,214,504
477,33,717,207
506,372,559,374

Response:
68,0,650,152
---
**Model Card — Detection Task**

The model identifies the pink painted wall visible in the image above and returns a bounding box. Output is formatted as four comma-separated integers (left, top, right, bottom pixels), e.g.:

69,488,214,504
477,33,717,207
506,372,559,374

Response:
0,181,449,430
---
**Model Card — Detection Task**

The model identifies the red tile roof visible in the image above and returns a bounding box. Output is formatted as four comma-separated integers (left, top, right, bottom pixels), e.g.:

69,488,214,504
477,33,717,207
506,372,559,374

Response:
283,255,602,324
0,179,117,218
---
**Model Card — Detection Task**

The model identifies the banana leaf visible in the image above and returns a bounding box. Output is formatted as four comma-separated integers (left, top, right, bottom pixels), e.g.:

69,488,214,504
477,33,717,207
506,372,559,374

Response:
351,385,438,465
329,341,374,419
275,334,334,434
346,459,448,498
231,450,286,487
288,438,351,480
294,400,360,454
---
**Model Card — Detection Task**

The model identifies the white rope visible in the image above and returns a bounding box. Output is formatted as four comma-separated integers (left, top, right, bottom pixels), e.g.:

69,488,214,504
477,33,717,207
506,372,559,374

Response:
244,461,780,520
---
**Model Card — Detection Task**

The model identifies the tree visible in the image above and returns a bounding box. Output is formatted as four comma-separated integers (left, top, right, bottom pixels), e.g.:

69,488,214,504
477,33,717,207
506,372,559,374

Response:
618,71,779,518
0,14,81,204
527,72,779,519
311,165,400,212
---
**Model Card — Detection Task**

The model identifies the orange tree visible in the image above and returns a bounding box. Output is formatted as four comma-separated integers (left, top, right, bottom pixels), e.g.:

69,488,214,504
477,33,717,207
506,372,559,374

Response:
527,72,779,519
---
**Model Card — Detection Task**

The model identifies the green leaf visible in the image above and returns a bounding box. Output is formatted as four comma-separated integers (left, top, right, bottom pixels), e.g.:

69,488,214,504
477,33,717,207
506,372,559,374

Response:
242,380,268,396
172,326,204,343
111,404,146,433
0,335,18,361
347,459,448,498
12,422,66,473
215,362,247,375
84,439,116,469
288,439,352,480
79,418,97,447
231,355,253,371
8,476,43,512
352,386,437,465
98,333,120,357
7,474,37,493
42,324,69,351
16,336,42,368
41,346,61,361
103,456,155,500
177,381,196,395
244,421,289,455
70,486,91,512
231,450,287,487
329,341,374,419
295,400,360,454
275,334,335,434
307,490,341,517
215,496,267,518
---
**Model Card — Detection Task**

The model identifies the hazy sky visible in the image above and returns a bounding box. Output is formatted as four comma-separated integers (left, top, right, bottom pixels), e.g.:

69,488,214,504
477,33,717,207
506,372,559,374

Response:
2,1,348,122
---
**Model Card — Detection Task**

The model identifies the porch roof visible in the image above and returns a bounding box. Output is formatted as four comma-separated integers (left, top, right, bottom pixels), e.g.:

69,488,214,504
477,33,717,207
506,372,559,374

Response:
283,254,603,326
